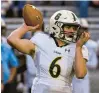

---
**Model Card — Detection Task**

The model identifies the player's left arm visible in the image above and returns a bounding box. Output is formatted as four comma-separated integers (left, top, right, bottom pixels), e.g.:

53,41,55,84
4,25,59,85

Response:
74,32,90,79
74,47,88,79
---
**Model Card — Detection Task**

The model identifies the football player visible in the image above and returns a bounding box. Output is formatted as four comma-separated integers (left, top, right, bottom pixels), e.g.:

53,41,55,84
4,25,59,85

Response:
7,10,90,93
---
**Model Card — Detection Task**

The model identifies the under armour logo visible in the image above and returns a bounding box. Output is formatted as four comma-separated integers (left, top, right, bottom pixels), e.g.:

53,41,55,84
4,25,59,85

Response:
65,49,70,52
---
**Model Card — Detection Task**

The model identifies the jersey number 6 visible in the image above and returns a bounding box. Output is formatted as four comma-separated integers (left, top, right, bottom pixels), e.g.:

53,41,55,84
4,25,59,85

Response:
49,57,62,78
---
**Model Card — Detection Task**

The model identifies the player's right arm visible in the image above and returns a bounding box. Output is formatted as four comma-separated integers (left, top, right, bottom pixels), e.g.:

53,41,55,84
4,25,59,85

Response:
7,23,39,55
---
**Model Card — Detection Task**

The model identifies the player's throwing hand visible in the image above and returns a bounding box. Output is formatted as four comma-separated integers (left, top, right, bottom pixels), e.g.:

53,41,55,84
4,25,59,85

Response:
23,23,40,31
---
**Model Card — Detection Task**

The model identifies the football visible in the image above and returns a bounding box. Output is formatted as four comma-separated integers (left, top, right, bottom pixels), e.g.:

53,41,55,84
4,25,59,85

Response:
23,4,43,27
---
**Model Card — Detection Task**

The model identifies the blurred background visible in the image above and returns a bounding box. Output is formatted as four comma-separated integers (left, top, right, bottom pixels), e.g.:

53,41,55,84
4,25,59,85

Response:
1,1,99,93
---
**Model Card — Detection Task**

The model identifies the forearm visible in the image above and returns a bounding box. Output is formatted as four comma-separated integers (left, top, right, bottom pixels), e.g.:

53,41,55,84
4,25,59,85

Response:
8,24,28,40
74,47,87,78
7,24,28,49
7,23,36,54
9,67,17,81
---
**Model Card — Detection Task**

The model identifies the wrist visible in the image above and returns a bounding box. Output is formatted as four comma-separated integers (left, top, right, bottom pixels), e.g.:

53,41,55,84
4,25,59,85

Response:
76,46,82,50
22,23,29,31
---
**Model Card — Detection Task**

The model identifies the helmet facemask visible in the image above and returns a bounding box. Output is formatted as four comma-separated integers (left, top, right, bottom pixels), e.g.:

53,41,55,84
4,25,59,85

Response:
51,21,80,44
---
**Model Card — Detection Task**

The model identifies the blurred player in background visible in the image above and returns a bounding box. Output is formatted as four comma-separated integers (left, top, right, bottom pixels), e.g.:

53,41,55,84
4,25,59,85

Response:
1,18,19,93
72,18,98,93
1,43,19,93
7,9,90,93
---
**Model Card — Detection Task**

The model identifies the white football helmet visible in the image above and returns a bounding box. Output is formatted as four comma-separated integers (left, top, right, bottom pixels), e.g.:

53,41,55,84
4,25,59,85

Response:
49,10,80,44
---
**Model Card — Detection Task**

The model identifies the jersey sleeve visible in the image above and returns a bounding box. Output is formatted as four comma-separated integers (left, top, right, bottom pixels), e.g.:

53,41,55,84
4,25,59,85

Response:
82,45,89,61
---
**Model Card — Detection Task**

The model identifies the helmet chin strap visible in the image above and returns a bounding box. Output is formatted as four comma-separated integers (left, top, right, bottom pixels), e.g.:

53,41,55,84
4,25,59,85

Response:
57,34,73,44
55,37,70,46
